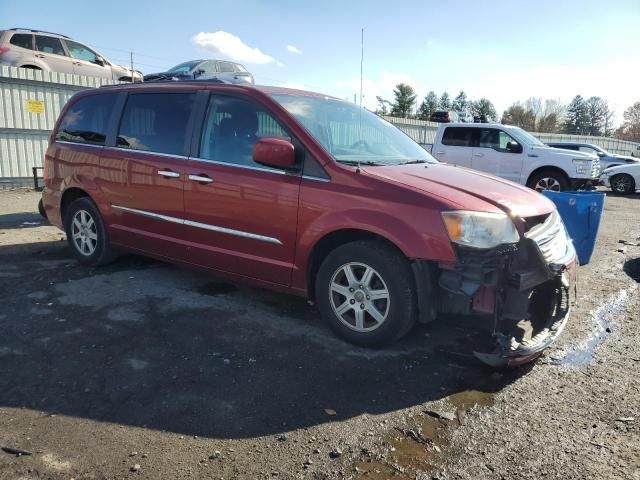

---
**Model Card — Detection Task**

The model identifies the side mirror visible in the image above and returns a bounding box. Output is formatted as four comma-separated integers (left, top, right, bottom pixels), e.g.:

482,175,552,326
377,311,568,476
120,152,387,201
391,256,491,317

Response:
253,137,296,169
95,55,105,66
193,69,205,78
506,141,523,154
597,151,605,157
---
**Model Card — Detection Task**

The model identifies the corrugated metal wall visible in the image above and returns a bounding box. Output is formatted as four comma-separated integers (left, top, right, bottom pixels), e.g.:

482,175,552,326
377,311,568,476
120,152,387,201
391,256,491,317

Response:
0,65,116,183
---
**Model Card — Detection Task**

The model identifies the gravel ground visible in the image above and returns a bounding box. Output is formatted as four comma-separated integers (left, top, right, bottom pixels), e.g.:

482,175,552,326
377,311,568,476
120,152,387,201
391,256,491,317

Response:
0,188,638,480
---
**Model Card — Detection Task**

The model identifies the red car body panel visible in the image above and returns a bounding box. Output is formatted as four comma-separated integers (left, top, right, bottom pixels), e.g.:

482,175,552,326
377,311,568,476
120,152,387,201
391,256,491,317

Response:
42,83,560,299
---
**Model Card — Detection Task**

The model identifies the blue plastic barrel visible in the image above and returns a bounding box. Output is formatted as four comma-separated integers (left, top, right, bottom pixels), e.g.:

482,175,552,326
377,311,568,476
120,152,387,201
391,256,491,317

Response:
542,191,605,265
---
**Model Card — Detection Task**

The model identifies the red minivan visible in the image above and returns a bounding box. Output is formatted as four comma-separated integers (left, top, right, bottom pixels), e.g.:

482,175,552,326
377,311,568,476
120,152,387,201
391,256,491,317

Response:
42,82,576,367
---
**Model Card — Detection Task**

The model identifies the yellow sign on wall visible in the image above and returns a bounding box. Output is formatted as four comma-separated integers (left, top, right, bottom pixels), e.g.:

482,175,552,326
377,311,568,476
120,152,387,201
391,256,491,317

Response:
26,99,45,114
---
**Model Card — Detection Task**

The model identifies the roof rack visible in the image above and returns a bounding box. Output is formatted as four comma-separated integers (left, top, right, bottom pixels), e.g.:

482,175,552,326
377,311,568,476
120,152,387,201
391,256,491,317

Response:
8,28,70,39
98,78,235,89
143,76,231,84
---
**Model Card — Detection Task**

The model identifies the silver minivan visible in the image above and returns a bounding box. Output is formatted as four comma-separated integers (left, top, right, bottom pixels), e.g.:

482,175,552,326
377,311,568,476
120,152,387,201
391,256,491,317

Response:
0,28,142,81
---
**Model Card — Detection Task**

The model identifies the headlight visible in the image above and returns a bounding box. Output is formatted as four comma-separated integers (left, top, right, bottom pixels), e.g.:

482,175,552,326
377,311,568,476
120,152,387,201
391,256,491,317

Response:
441,211,520,249
573,159,592,175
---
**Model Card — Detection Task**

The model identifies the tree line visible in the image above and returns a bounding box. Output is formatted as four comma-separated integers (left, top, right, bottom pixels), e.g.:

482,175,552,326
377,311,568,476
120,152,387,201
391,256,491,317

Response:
376,85,497,123
377,83,640,142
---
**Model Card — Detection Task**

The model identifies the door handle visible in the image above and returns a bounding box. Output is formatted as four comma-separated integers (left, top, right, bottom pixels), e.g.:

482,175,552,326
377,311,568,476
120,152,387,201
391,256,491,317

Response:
473,153,484,157
35,53,46,58
158,170,180,178
188,174,213,183
435,151,445,155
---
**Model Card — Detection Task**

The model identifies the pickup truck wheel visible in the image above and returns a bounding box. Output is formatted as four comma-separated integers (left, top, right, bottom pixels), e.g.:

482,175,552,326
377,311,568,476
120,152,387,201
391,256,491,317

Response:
611,174,635,194
527,170,568,192
64,197,115,266
316,240,417,348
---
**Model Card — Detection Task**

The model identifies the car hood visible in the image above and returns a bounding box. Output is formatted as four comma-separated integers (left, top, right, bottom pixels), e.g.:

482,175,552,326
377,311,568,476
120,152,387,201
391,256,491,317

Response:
111,63,142,79
531,146,597,160
611,154,640,162
601,163,640,175
363,163,555,219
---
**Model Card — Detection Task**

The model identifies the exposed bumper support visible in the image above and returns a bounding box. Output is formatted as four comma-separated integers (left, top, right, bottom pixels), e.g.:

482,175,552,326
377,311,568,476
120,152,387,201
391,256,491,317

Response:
434,212,577,368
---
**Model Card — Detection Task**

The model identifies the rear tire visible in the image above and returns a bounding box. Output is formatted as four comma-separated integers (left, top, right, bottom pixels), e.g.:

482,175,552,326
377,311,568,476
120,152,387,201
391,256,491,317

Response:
527,170,569,192
64,197,115,266
315,240,417,348
610,174,635,194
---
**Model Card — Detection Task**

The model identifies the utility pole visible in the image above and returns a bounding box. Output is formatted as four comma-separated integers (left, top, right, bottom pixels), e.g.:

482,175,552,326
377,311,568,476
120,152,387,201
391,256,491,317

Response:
130,51,134,83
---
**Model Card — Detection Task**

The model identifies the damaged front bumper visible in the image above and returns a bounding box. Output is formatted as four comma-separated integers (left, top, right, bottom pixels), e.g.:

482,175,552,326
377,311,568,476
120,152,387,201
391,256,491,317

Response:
434,210,577,368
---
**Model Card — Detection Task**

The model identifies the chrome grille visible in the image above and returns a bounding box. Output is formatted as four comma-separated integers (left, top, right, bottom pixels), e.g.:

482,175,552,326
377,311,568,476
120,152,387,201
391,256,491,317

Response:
591,158,601,178
525,210,574,265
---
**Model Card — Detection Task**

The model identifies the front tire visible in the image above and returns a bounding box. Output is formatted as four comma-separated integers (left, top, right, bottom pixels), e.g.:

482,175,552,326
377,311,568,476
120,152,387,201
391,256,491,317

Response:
527,170,569,192
315,240,417,348
64,197,115,266
610,174,635,194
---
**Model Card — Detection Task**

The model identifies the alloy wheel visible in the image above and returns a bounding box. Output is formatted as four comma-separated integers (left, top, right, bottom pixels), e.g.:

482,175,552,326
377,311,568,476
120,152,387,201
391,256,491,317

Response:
535,177,562,192
71,209,98,256
612,176,632,193
329,262,390,332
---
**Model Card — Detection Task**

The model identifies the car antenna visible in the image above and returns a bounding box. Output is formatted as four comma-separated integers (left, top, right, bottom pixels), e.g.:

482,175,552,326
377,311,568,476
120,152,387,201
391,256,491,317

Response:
357,27,364,173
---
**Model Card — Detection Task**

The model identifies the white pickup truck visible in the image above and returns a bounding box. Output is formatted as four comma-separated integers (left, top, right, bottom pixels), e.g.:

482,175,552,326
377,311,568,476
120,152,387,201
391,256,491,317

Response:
428,123,600,191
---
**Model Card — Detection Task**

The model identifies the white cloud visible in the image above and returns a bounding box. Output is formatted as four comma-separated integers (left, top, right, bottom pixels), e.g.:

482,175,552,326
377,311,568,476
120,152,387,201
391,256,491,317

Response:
286,45,302,55
193,31,276,65
276,61,285,68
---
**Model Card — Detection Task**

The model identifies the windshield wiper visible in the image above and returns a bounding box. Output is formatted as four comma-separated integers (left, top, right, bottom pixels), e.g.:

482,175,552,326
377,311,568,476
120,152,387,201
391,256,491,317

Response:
338,160,384,166
398,159,427,164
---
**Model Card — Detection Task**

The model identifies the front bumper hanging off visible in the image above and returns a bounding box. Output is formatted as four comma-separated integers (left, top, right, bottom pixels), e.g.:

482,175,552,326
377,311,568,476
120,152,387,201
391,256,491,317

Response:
433,210,577,368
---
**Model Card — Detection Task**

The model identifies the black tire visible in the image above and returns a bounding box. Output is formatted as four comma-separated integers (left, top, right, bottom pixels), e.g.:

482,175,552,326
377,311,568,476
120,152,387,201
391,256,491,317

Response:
64,197,115,266
38,198,47,219
315,240,417,348
527,170,569,192
610,174,635,194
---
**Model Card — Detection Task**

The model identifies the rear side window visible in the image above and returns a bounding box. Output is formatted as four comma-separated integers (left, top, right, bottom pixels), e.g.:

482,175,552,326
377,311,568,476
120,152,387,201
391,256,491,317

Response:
442,127,475,147
35,35,66,56
10,33,33,50
56,94,115,145
117,93,196,156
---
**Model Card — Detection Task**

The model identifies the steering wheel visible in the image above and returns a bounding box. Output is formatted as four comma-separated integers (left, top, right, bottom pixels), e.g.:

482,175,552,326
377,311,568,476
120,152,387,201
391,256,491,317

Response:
349,139,370,149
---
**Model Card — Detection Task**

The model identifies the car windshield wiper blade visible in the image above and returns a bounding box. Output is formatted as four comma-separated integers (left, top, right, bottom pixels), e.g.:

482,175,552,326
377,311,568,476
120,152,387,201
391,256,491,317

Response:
338,160,384,166
398,159,427,164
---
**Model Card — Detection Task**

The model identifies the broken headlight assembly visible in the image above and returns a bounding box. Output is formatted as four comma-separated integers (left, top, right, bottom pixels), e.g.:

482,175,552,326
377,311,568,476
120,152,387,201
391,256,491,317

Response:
441,211,520,249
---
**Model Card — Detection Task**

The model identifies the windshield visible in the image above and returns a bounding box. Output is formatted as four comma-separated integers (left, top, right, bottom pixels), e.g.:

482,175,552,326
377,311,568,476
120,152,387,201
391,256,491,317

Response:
271,94,438,165
167,61,200,74
510,127,545,146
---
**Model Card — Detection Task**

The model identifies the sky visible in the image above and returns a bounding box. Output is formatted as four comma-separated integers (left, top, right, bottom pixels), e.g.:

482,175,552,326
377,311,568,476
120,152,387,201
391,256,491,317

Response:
2,0,639,123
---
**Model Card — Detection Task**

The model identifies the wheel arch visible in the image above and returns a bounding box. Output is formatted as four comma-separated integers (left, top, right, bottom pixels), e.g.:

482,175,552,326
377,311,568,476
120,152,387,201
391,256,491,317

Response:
20,64,43,70
60,187,92,224
526,166,570,187
306,228,409,301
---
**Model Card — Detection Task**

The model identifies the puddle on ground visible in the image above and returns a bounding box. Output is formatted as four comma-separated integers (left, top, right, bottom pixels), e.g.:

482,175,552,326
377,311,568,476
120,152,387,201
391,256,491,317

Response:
355,390,495,479
558,288,633,367
196,281,239,296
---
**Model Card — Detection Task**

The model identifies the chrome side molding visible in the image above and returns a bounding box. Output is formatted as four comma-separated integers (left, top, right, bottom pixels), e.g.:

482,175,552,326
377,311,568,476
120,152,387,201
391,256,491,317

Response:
111,205,282,245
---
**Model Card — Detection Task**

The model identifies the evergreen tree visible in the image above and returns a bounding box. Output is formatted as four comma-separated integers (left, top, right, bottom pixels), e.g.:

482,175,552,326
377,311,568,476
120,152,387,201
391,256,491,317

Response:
452,91,469,112
390,84,417,118
563,95,589,134
438,92,451,110
418,91,438,120
470,98,497,121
